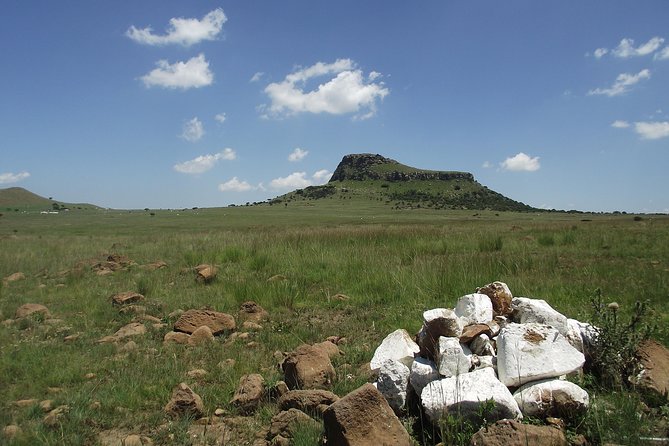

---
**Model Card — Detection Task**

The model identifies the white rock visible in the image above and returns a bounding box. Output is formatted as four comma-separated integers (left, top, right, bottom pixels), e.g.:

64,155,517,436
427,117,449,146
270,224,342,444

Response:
511,297,569,336
370,329,420,371
376,359,411,413
421,367,522,424
568,318,598,356
423,308,462,337
436,337,472,377
475,355,496,370
565,319,584,352
513,378,589,417
497,323,585,387
470,333,495,356
455,293,493,326
410,357,440,395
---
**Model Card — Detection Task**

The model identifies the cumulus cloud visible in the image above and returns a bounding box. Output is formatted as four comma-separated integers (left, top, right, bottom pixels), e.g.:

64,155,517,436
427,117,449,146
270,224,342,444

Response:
181,117,204,141
141,54,213,90
0,171,30,184
654,46,669,60
312,169,332,184
218,177,254,192
634,121,669,140
593,48,609,59
612,37,664,58
288,148,308,162
214,113,226,124
611,120,630,128
587,69,651,97
250,72,264,82
270,172,312,190
126,8,226,46
261,59,389,119
482,161,493,168
500,153,540,172
173,149,236,174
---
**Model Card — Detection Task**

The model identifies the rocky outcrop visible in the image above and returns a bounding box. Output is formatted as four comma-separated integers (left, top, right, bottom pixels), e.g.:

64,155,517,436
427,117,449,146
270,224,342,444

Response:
230,374,265,414
174,309,236,335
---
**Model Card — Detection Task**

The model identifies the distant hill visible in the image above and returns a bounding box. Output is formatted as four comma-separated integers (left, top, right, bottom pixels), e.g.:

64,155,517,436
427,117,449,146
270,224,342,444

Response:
0,187,99,211
270,153,537,212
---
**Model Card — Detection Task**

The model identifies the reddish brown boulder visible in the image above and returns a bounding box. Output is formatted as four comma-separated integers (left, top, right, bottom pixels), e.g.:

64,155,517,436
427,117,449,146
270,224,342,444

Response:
633,339,669,399
278,389,339,416
15,303,51,319
164,331,190,345
188,326,215,346
323,383,411,446
174,309,236,335
469,419,568,446
476,281,513,317
230,374,265,414
282,344,336,390
238,301,269,323
194,264,217,283
267,409,319,445
460,324,493,344
164,383,204,418
4,272,25,283
110,291,144,306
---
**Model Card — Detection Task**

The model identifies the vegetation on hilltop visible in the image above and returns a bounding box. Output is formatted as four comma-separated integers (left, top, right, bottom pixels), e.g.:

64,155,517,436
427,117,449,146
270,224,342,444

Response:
0,187,99,212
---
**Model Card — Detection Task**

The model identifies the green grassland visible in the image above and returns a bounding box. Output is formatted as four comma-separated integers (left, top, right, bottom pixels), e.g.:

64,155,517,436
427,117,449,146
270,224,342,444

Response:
1,205,668,444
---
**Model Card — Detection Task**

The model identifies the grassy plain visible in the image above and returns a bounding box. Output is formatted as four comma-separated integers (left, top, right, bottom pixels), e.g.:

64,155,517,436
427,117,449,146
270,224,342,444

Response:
1,204,668,445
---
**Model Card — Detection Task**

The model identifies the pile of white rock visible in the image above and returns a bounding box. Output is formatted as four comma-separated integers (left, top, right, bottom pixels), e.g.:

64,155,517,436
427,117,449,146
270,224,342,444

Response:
370,282,596,424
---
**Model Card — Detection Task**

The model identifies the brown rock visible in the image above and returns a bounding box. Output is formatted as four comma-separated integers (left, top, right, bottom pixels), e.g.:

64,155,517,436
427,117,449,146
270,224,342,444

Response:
44,405,69,427
469,419,568,446
64,334,80,343
164,383,204,418
4,272,25,283
186,369,208,379
14,399,38,408
278,389,339,415
242,321,263,331
119,305,146,315
142,260,167,271
269,381,290,400
187,424,232,445
460,324,493,344
238,301,269,323
113,322,146,340
282,344,336,390
40,400,54,412
3,425,22,439
267,274,287,282
123,434,153,446
174,309,236,335
119,340,138,353
477,281,513,317
323,383,411,446
15,303,51,319
195,264,217,283
164,331,190,345
312,340,342,359
267,409,319,442
110,291,144,306
230,374,266,414
188,325,215,346
634,339,669,399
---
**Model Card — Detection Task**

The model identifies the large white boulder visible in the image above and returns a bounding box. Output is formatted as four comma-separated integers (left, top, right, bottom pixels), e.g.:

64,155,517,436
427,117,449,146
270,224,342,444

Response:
497,323,585,387
455,294,493,326
376,359,411,413
409,357,440,395
513,378,589,418
436,337,472,377
511,297,569,336
418,308,462,359
421,368,522,424
370,329,420,371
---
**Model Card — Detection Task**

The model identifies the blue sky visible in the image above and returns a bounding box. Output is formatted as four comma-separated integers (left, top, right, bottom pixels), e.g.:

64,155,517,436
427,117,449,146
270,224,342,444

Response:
2,1,668,212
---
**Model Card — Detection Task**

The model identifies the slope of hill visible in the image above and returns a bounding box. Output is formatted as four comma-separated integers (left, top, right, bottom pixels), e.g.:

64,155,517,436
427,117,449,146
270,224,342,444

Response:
271,153,537,212
0,187,99,211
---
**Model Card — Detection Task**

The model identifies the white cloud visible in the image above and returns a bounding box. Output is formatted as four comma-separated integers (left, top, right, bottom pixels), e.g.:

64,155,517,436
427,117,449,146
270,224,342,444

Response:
141,54,213,90
218,177,254,192
173,149,236,174
261,59,389,119
270,172,312,190
181,117,204,142
587,69,651,97
312,169,332,183
250,72,264,82
482,161,493,168
654,46,669,60
611,120,630,128
593,48,609,59
288,148,308,162
500,152,540,172
126,8,226,46
0,171,30,184
612,37,664,58
634,121,669,140
214,113,226,124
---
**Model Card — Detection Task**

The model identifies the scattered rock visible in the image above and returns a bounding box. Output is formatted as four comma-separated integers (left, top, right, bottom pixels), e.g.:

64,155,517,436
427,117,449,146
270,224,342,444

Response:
123,434,153,446
194,264,217,283
230,374,265,414
15,303,51,319
14,398,38,408
460,323,493,344
64,334,80,343
164,383,204,419
312,340,342,359
168,309,184,319
470,419,568,446
4,272,25,284
98,322,146,343
421,368,522,425
511,297,570,336
370,329,420,371
267,409,319,444
470,333,496,357
142,260,167,271
239,301,270,323
409,356,440,396
418,308,462,359
242,321,263,331
633,339,669,400
477,281,513,317
43,405,69,427
376,359,411,413
163,331,190,345
270,381,290,400
3,425,22,440
277,389,339,415
267,274,287,282
186,369,208,380
187,424,231,446
188,325,215,346
39,400,54,412
454,293,493,326
119,340,138,353
282,344,336,390
513,379,589,418
85,372,97,380
496,323,585,387
110,291,144,306
436,337,472,377
323,383,412,446
174,309,235,335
